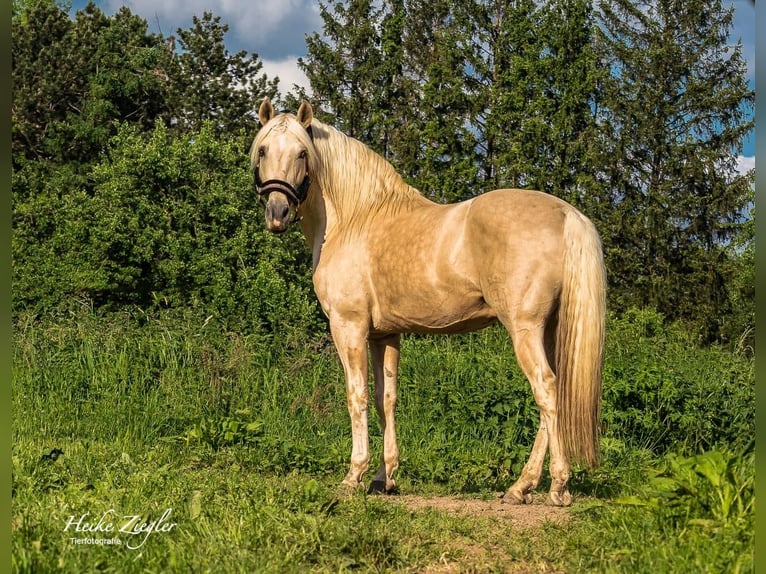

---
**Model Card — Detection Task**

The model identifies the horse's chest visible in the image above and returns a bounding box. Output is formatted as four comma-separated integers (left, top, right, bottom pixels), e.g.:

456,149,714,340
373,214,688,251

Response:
311,250,371,316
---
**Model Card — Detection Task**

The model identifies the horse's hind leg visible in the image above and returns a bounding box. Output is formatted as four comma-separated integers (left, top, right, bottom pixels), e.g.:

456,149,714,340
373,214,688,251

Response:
503,424,548,504
369,334,400,494
502,319,572,507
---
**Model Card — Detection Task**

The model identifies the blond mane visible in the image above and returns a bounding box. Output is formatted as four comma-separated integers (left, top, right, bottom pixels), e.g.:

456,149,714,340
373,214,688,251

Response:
252,113,429,234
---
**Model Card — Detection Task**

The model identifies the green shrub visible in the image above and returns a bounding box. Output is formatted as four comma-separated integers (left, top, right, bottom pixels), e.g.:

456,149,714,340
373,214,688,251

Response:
13,120,323,340
617,444,754,532
602,308,754,455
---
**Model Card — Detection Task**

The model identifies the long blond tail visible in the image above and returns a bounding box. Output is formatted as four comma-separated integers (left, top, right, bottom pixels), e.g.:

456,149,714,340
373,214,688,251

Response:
555,211,606,468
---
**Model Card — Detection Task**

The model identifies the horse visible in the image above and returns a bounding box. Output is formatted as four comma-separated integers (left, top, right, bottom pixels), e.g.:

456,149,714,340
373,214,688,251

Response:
250,97,606,506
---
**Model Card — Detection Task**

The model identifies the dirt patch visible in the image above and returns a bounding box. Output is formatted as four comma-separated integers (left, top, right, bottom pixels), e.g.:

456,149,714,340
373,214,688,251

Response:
393,492,571,529
389,493,570,573
379,493,571,572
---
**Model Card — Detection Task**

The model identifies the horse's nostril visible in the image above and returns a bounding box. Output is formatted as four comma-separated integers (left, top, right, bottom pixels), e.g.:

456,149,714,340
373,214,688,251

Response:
266,201,290,223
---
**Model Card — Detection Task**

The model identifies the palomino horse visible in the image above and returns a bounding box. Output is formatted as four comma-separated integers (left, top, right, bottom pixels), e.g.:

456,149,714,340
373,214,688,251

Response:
251,98,606,506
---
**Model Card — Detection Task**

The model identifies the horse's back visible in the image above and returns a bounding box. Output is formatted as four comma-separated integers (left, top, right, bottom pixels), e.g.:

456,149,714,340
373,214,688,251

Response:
464,188,573,264
468,188,573,237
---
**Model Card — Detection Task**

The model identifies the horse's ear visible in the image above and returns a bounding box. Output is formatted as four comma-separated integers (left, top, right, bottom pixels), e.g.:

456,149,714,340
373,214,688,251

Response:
259,97,275,126
296,100,313,129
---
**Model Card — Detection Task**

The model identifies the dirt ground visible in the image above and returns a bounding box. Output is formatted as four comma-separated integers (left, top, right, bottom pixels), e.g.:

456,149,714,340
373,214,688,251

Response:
394,492,571,529
385,493,571,573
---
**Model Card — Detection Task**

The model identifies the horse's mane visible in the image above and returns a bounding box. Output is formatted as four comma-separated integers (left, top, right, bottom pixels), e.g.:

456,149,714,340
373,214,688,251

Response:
253,113,428,233
311,119,431,230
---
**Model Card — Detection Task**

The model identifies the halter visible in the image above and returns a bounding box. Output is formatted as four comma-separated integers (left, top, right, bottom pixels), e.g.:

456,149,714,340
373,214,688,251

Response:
253,119,314,222
254,171,311,207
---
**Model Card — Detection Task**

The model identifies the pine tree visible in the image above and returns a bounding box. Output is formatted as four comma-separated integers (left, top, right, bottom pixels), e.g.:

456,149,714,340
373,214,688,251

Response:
302,0,602,206
534,0,603,211
301,0,388,141
374,0,423,173
470,0,602,211
406,0,480,201
473,0,545,190
301,0,426,186
595,0,754,339
166,12,277,137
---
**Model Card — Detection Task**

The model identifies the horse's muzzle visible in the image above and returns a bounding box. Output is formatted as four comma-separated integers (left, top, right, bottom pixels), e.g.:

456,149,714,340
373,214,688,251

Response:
264,195,291,233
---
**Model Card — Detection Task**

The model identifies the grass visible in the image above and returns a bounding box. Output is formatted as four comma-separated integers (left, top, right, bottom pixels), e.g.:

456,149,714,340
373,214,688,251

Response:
12,306,754,572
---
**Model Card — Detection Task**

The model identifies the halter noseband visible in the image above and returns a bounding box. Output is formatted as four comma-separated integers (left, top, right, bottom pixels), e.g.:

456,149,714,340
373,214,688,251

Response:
254,173,311,207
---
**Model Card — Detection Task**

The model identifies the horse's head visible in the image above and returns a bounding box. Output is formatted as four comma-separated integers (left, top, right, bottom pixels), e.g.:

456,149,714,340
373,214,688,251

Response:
251,97,316,233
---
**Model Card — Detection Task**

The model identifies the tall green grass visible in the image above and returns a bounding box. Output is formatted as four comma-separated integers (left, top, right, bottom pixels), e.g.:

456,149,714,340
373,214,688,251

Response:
12,305,754,572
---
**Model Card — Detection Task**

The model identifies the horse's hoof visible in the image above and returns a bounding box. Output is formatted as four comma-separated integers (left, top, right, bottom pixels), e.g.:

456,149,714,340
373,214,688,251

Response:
337,481,364,498
501,490,531,505
545,491,572,507
368,480,387,494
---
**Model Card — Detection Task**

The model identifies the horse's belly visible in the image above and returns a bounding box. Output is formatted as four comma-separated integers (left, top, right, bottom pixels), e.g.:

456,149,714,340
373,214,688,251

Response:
370,291,498,335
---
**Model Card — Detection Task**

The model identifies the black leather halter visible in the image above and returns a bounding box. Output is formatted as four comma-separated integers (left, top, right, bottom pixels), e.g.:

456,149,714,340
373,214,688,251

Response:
254,172,310,207
254,119,314,208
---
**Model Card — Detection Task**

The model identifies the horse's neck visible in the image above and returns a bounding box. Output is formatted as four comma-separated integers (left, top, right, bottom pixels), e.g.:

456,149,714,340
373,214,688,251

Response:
299,127,430,262
298,185,333,269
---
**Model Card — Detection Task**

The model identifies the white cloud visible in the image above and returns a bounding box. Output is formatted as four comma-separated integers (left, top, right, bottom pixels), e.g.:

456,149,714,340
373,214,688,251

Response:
261,56,312,96
104,0,316,95
108,0,321,61
736,156,755,176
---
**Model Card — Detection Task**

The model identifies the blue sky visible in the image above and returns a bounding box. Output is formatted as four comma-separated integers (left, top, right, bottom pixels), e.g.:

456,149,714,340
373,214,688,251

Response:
71,0,755,162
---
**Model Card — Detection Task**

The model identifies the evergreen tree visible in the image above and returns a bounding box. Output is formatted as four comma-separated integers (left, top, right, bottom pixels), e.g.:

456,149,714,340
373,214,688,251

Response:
302,0,602,205
301,0,386,140
374,0,423,173
472,0,543,190
301,0,425,182
471,0,602,210
534,0,603,211
406,0,480,201
722,198,754,348
167,12,278,137
12,1,171,167
595,0,754,339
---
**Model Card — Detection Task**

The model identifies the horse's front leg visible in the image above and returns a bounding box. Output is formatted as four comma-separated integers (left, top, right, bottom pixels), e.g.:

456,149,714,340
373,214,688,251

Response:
369,334,400,494
330,319,371,491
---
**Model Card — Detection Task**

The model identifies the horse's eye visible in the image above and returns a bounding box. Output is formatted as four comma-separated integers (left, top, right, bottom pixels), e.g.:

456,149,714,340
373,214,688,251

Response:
258,147,265,158
298,150,307,159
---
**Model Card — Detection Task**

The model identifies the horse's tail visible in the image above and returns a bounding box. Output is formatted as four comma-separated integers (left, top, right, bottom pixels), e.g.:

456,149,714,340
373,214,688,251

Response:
556,211,606,469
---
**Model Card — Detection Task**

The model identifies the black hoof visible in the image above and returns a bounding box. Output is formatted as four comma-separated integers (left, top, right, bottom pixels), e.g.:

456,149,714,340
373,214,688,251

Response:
367,480,387,494
367,480,398,495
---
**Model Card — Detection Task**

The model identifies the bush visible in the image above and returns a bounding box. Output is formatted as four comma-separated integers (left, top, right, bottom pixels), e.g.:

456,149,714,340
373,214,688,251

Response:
602,308,754,455
13,120,323,340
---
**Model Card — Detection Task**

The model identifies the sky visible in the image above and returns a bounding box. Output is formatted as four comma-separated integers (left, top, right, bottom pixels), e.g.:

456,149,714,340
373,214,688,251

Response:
71,0,755,162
